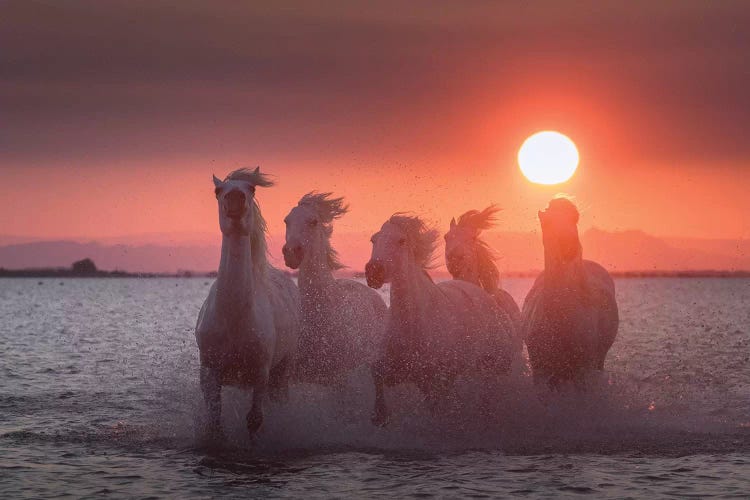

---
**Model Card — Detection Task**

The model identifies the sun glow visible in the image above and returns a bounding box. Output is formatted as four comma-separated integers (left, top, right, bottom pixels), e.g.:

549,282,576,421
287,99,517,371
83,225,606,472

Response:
518,131,579,185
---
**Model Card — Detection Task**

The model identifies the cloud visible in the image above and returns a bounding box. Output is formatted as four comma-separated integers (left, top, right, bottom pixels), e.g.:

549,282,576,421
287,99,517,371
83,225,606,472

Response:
1,0,749,166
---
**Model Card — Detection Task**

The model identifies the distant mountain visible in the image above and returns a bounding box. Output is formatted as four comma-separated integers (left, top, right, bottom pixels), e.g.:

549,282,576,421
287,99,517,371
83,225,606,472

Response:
94,231,217,246
0,229,748,274
663,236,750,270
0,235,48,246
580,229,735,272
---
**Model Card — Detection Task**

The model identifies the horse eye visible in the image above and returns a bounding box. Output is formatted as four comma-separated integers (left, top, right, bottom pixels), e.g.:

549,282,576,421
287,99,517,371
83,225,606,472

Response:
308,219,318,227
398,238,406,245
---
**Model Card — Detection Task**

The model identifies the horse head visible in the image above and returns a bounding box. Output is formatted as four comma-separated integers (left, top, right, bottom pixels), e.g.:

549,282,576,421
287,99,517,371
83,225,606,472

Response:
283,192,348,270
444,205,501,289
445,221,478,280
213,167,273,237
539,196,581,265
366,214,438,289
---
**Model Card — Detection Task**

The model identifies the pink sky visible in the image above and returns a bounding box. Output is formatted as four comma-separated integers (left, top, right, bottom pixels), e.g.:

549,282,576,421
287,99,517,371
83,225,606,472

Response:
1,1,748,272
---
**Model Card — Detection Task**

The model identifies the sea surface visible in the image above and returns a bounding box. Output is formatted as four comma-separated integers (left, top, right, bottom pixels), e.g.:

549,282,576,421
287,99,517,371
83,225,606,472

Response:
1,277,748,498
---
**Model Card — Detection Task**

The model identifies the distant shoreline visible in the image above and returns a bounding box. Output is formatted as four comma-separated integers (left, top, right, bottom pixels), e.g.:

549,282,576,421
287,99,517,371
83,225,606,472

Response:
0,268,217,279
503,270,750,279
1,268,749,279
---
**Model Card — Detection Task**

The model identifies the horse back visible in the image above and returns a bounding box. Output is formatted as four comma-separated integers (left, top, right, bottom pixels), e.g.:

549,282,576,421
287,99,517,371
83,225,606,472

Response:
336,278,388,339
582,260,619,361
337,276,386,305
435,279,514,346
436,279,492,304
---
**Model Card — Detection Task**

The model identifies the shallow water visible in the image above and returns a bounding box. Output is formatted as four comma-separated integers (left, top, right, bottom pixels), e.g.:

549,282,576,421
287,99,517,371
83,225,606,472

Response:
1,277,748,498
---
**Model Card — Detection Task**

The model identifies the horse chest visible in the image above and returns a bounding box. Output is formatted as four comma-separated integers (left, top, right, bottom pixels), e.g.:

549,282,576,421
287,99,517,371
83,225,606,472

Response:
205,330,269,378
527,299,598,362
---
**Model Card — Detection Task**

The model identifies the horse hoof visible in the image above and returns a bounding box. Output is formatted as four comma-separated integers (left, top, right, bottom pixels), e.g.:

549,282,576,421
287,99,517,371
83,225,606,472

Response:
246,412,263,437
371,411,390,428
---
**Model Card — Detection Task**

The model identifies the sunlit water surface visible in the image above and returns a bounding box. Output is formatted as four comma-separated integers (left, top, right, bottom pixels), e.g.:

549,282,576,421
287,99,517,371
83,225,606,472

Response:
1,277,748,498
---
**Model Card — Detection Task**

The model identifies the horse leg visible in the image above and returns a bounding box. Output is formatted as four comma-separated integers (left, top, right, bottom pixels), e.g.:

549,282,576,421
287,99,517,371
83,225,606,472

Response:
268,356,290,402
419,373,456,416
371,359,390,427
200,366,223,441
247,370,268,438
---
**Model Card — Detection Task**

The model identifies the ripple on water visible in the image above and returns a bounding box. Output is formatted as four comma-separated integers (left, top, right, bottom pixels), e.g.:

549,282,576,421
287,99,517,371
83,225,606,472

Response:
0,277,749,498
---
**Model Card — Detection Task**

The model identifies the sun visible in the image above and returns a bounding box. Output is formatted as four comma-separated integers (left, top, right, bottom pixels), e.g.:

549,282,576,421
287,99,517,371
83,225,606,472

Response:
518,131,579,185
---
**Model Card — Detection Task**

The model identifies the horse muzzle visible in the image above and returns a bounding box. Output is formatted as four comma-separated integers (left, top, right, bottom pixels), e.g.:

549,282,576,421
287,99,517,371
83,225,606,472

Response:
365,260,386,289
282,244,303,269
223,190,247,219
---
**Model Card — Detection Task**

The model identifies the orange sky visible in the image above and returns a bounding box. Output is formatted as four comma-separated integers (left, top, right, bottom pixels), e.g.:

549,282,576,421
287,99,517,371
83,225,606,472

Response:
2,1,749,263
2,154,746,244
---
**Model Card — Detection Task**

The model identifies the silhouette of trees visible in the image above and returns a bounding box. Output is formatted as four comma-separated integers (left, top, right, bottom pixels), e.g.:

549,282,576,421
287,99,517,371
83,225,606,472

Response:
72,258,98,275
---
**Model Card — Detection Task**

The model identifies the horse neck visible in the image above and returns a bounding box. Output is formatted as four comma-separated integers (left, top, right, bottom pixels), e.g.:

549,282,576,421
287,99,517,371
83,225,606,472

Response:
389,260,435,334
474,243,500,292
297,233,336,300
543,247,585,296
460,251,482,287
216,233,257,316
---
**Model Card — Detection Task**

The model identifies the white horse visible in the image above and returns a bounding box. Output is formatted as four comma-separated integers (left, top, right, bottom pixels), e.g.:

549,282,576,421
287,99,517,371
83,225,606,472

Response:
282,192,387,384
365,214,516,426
444,205,522,341
520,198,619,387
195,167,301,439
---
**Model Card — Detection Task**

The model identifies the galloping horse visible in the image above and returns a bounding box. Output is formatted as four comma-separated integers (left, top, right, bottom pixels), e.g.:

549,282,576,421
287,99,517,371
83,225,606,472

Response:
444,205,522,352
195,167,301,439
282,192,387,384
366,214,515,426
521,198,618,387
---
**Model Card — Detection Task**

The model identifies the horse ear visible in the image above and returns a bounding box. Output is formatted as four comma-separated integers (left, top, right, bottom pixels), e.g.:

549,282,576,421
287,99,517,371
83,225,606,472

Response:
213,175,222,188
450,217,456,229
253,166,260,174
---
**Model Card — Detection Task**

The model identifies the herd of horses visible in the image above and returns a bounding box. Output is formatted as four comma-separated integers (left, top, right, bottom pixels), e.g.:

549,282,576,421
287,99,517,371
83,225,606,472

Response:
195,167,620,439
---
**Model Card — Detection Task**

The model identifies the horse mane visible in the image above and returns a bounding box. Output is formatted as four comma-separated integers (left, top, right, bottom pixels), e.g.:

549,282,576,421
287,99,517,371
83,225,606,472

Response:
388,213,439,269
224,167,273,275
224,167,275,188
456,204,501,232
454,205,502,292
298,192,349,270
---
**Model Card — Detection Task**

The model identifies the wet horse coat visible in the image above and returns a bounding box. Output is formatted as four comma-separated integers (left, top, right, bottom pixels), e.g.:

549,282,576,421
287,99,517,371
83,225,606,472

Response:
283,192,387,384
195,168,300,439
444,205,522,357
366,214,516,426
520,198,618,386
